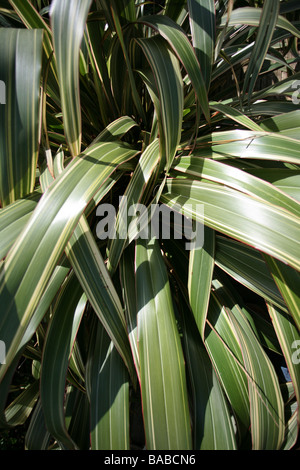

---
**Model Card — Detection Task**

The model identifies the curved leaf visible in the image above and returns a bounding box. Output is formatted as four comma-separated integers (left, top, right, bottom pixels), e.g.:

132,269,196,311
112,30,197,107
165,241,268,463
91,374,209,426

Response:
242,0,280,103
220,7,300,39
107,138,160,274
135,237,192,450
138,14,210,122
50,0,92,157
187,0,215,90
136,35,184,171
161,178,300,271
0,141,137,382
40,272,87,450
0,28,43,206
188,225,215,340
178,292,237,450
86,319,130,450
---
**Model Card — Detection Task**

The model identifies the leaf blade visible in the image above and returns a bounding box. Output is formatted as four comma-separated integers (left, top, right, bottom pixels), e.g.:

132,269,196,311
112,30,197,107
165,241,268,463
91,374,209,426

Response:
135,237,192,450
0,28,43,206
50,0,92,157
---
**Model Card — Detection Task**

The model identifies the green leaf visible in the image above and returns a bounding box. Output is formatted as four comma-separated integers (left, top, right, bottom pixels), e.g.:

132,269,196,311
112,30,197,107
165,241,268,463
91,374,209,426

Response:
109,5,147,124
266,302,300,435
215,236,285,311
163,0,186,23
220,7,300,39
264,256,300,332
0,28,43,206
4,380,39,428
0,192,41,259
226,306,285,449
246,169,300,203
66,388,90,450
0,141,137,383
282,406,299,450
25,399,51,450
212,270,282,355
136,35,184,171
120,243,140,380
260,110,300,138
187,0,215,90
86,319,130,450
65,216,135,379
186,130,300,165
99,0,136,28
92,115,138,144
18,256,71,358
8,0,59,103
161,178,300,271
135,237,192,450
50,0,92,157
209,102,262,132
204,292,250,442
177,293,237,450
188,225,215,339
242,0,280,104
107,138,160,274
172,156,300,218
137,14,210,123
40,272,87,450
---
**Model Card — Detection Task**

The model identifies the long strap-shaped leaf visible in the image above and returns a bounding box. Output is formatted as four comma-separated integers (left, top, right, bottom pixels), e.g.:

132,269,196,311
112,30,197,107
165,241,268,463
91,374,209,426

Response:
220,7,300,40
204,292,250,442
187,0,215,90
0,28,43,206
177,292,237,450
92,115,138,145
86,318,130,450
120,243,140,380
109,5,147,124
99,0,136,30
136,35,183,171
163,0,186,23
242,0,280,104
185,130,300,165
135,237,192,450
226,306,285,449
215,236,285,311
161,178,300,271
264,256,300,332
0,192,41,259
25,399,51,450
40,120,136,377
50,0,92,157
0,141,138,382
8,0,59,104
107,138,160,274
137,15,210,123
188,225,215,340
4,380,39,428
209,102,262,132
65,216,135,379
266,302,300,431
40,272,87,450
172,156,300,218
210,280,285,449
